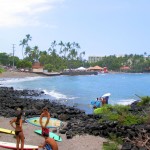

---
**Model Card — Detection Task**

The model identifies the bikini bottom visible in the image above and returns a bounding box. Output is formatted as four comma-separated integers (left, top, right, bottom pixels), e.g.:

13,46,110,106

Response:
15,130,22,136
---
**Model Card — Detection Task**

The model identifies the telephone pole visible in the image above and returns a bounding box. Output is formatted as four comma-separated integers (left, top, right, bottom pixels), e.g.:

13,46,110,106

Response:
12,44,15,70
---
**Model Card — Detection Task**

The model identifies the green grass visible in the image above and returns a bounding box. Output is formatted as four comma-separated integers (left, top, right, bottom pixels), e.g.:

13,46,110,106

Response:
0,67,5,73
103,142,119,150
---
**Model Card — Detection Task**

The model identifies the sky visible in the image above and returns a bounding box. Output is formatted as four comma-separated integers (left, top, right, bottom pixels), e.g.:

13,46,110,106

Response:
0,0,150,60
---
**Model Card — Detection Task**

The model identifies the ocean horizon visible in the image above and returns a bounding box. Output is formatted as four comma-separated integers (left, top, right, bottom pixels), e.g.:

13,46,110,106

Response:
1,73,150,114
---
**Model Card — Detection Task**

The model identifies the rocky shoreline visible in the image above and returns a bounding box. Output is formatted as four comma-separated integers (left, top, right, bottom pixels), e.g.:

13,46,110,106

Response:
0,87,150,149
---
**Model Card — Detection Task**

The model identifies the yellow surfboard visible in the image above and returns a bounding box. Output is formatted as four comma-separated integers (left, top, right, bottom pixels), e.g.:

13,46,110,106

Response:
0,128,15,135
26,117,62,128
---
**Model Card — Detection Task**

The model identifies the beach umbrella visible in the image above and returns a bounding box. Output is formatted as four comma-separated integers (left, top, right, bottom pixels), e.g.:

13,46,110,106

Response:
102,93,111,98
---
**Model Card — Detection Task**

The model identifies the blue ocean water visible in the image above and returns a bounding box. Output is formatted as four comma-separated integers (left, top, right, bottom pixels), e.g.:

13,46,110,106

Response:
1,73,150,114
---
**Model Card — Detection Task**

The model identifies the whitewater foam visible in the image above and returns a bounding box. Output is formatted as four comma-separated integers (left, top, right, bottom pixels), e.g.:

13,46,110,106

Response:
114,99,136,105
43,89,78,100
0,76,44,85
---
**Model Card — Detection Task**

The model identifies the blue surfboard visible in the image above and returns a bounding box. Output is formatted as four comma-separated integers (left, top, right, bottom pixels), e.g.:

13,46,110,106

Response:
91,100,101,107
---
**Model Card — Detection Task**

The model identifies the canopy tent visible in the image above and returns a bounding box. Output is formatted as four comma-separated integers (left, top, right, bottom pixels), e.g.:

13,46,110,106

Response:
76,67,87,70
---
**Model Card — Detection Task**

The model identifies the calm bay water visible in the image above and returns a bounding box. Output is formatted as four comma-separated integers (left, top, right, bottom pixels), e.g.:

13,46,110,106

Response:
1,73,150,114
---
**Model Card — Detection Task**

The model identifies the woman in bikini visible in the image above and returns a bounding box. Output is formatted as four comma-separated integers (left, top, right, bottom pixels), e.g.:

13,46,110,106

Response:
10,111,24,150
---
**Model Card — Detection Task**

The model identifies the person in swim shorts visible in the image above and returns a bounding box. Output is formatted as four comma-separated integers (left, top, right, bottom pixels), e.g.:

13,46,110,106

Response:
39,132,58,150
10,110,24,150
40,107,50,135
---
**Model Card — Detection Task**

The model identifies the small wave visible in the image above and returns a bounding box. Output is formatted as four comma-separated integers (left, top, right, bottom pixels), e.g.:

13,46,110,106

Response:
43,89,66,99
0,76,44,85
43,89,78,100
115,99,136,105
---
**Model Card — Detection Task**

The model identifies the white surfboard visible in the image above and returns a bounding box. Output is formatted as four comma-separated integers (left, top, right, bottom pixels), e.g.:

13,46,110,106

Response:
0,141,38,150
102,93,111,98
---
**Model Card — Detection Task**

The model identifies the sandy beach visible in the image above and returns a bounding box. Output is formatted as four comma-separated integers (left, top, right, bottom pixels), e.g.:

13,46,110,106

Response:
0,117,107,150
0,71,107,150
0,71,42,78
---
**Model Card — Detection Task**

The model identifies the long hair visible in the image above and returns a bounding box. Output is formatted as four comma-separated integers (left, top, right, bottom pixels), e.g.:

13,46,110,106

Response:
16,111,22,122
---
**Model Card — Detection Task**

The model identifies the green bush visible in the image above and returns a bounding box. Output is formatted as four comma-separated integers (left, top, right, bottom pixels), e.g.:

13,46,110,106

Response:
44,64,53,72
103,142,119,150
0,67,5,73
94,105,112,114
138,96,150,106
103,133,123,150
94,104,147,126
121,113,147,126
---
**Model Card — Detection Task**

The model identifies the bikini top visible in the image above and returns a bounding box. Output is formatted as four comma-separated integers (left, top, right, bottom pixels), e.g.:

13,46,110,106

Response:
15,120,20,125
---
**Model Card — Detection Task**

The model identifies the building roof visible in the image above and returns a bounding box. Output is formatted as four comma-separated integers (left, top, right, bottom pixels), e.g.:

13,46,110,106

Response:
120,66,130,70
88,65,103,70
32,62,44,69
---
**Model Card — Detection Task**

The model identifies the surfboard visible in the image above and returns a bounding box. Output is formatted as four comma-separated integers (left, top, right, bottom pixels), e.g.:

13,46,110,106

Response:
34,130,62,142
26,117,62,128
91,100,101,107
102,93,111,98
0,141,38,150
0,127,15,135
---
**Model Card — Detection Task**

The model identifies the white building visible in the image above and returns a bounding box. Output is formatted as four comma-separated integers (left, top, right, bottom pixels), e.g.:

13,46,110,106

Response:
88,56,103,63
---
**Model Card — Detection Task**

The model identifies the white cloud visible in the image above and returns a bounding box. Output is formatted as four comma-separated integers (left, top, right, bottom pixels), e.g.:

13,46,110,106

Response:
0,0,64,27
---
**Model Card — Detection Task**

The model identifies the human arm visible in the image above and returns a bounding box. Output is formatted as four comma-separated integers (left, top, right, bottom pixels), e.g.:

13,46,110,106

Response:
9,118,16,130
39,113,44,128
38,141,47,149
44,113,50,128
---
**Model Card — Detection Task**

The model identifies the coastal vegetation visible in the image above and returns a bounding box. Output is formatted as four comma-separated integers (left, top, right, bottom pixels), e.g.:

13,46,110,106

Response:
94,102,148,126
94,96,150,150
0,67,4,73
0,34,150,73
103,134,122,150
91,54,150,73
95,97,150,149
137,96,150,106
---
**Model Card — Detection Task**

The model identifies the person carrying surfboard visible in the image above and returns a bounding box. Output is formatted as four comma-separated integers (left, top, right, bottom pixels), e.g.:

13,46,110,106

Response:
40,107,51,136
10,110,24,150
39,132,58,150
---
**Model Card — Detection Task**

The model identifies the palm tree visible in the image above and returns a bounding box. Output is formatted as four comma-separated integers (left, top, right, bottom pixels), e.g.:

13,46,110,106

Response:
25,34,32,46
25,46,31,57
65,42,71,59
19,39,27,59
51,40,57,49
72,42,80,49
32,46,40,62
48,40,57,55
39,51,47,56
58,41,65,56
79,51,85,60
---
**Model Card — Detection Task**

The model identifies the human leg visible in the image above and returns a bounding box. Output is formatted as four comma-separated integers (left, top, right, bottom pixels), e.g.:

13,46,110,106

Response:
19,132,24,150
16,136,20,150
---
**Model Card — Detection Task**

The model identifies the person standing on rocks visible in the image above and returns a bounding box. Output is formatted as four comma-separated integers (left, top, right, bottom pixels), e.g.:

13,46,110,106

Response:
10,110,24,150
40,107,50,136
